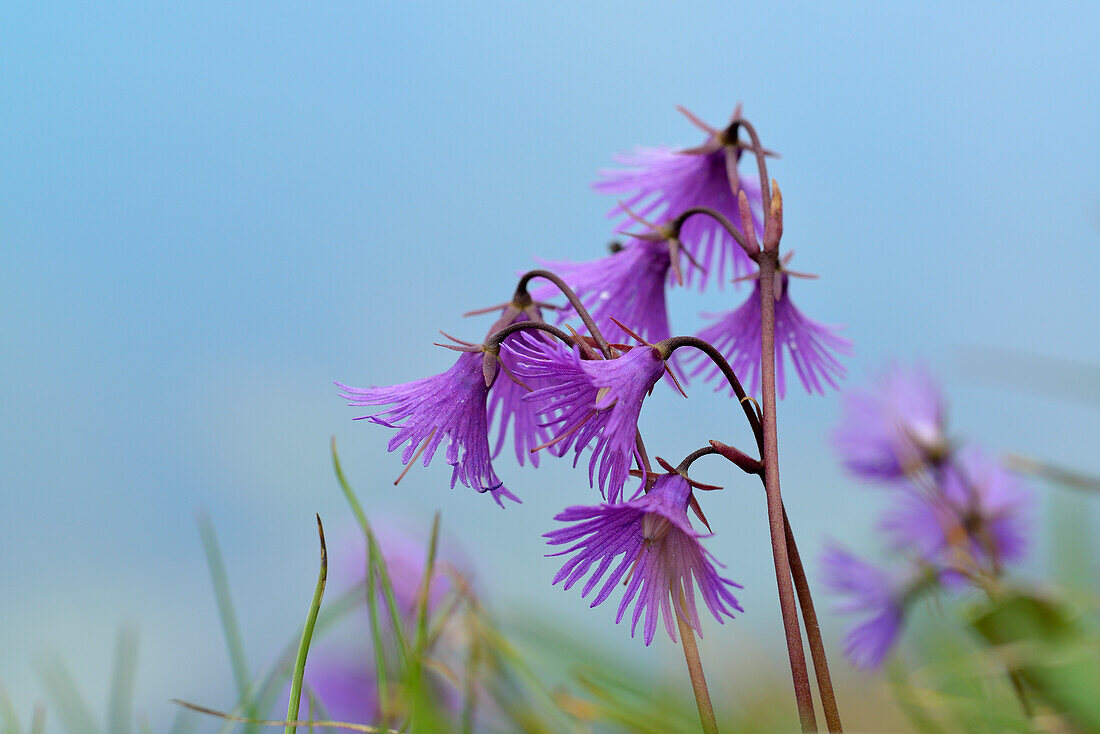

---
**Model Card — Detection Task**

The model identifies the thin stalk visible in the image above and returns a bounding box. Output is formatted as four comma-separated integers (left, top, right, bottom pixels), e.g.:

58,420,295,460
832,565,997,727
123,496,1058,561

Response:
677,206,757,258
731,117,771,217
676,588,719,734
758,253,816,732
285,515,328,734
661,336,764,454
485,320,575,351
515,269,613,358
784,508,842,732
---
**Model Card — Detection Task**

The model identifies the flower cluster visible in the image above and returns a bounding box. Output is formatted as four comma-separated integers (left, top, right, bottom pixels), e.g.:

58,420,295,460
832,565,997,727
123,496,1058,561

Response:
822,364,1031,668
335,106,845,650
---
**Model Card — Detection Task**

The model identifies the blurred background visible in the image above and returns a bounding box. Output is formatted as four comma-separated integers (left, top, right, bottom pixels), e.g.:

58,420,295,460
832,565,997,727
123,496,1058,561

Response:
2,1,1097,729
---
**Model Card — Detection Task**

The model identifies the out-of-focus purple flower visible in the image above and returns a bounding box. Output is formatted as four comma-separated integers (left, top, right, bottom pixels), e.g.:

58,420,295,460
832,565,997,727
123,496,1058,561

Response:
336,351,519,508
545,473,742,645
881,447,1030,570
507,337,667,503
688,272,850,398
295,659,379,723
594,132,763,290
534,239,673,346
833,364,948,482
821,545,915,669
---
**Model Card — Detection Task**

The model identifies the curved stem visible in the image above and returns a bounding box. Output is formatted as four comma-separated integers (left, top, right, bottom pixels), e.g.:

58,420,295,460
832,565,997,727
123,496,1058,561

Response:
731,117,770,218
677,206,758,259
661,336,764,455
677,445,720,474
758,253,816,732
516,269,613,359
485,320,575,350
676,588,719,734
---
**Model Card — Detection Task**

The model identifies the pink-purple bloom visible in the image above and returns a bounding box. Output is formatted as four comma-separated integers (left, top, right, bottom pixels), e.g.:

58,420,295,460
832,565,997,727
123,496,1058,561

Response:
488,314,552,469
821,545,912,669
545,473,742,645
689,272,850,398
336,351,519,507
881,447,1029,570
595,140,762,290
507,337,667,503
534,239,673,346
833,363,948,481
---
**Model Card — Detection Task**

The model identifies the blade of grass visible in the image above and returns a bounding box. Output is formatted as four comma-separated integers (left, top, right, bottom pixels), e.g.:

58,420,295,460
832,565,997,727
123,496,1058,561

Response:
331,438,410,661
196,511,253,700
28,707,44,734
0,682,22,734
406,514,443,733
36,655,101,734
215,583,367,734
285,514,329,734
106,626,139,734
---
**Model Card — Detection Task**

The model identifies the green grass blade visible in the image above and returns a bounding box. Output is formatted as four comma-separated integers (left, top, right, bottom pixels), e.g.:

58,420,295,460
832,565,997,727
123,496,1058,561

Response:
36,655,101,734
331,438,410,661
106,626,139,734
285,515,329,734
197,511,252,698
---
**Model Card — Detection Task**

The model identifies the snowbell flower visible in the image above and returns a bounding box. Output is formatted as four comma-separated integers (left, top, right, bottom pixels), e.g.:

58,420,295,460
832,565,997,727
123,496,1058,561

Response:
545,473,742,645
336,349,519,507
821,545,938,669
594,108,763,290
881,446,1030,571
506,336,668,503
689,269,850,398
833,363,948,482
486,308,552,469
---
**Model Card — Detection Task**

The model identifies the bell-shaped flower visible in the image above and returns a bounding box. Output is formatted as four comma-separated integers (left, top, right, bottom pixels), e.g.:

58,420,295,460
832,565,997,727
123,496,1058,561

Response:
545,473,742,645
506,336,668,503
689,270,850,398
336,349,519,508
594,109,763,290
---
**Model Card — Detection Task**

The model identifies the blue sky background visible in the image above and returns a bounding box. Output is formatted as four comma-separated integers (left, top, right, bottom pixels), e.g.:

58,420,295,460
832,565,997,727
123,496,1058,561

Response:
2,1,1098,728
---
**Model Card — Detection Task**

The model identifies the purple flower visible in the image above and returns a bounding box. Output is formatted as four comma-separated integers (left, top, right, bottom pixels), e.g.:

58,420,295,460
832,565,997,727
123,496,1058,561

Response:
595,139,763,290
833,363,948,482
688,272,850,398
488,314,553,469
533,239,673,346
336,351,519,508
821,545,910,669
881,447,1030,570
294,659,379,723
507,337,667,503
545,473,742,645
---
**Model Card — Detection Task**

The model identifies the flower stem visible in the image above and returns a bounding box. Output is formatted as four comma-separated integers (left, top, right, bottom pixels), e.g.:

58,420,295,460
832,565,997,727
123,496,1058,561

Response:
515,269,613,358
758,252,817,732
676,588,719,734
784,507,842,732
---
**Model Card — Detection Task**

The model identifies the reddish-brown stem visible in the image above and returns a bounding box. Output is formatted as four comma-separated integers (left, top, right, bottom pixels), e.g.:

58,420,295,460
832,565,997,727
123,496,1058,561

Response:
758,252,816,732
676,206,759,259
660,337,764,455
784,506,842,732
515,269,613,359
730,117,771,218
485,320,575,350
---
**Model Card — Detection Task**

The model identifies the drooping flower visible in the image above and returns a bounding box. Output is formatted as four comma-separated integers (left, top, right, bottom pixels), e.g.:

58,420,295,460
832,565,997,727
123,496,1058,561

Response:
336,350,519,507
833,363,948,482
820,545,934,669
688,271,851,398
533,239,673,346
595,129,763,290
545,473,742,645
506,336,668,503
881,446,1030,571
487,310,553,469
